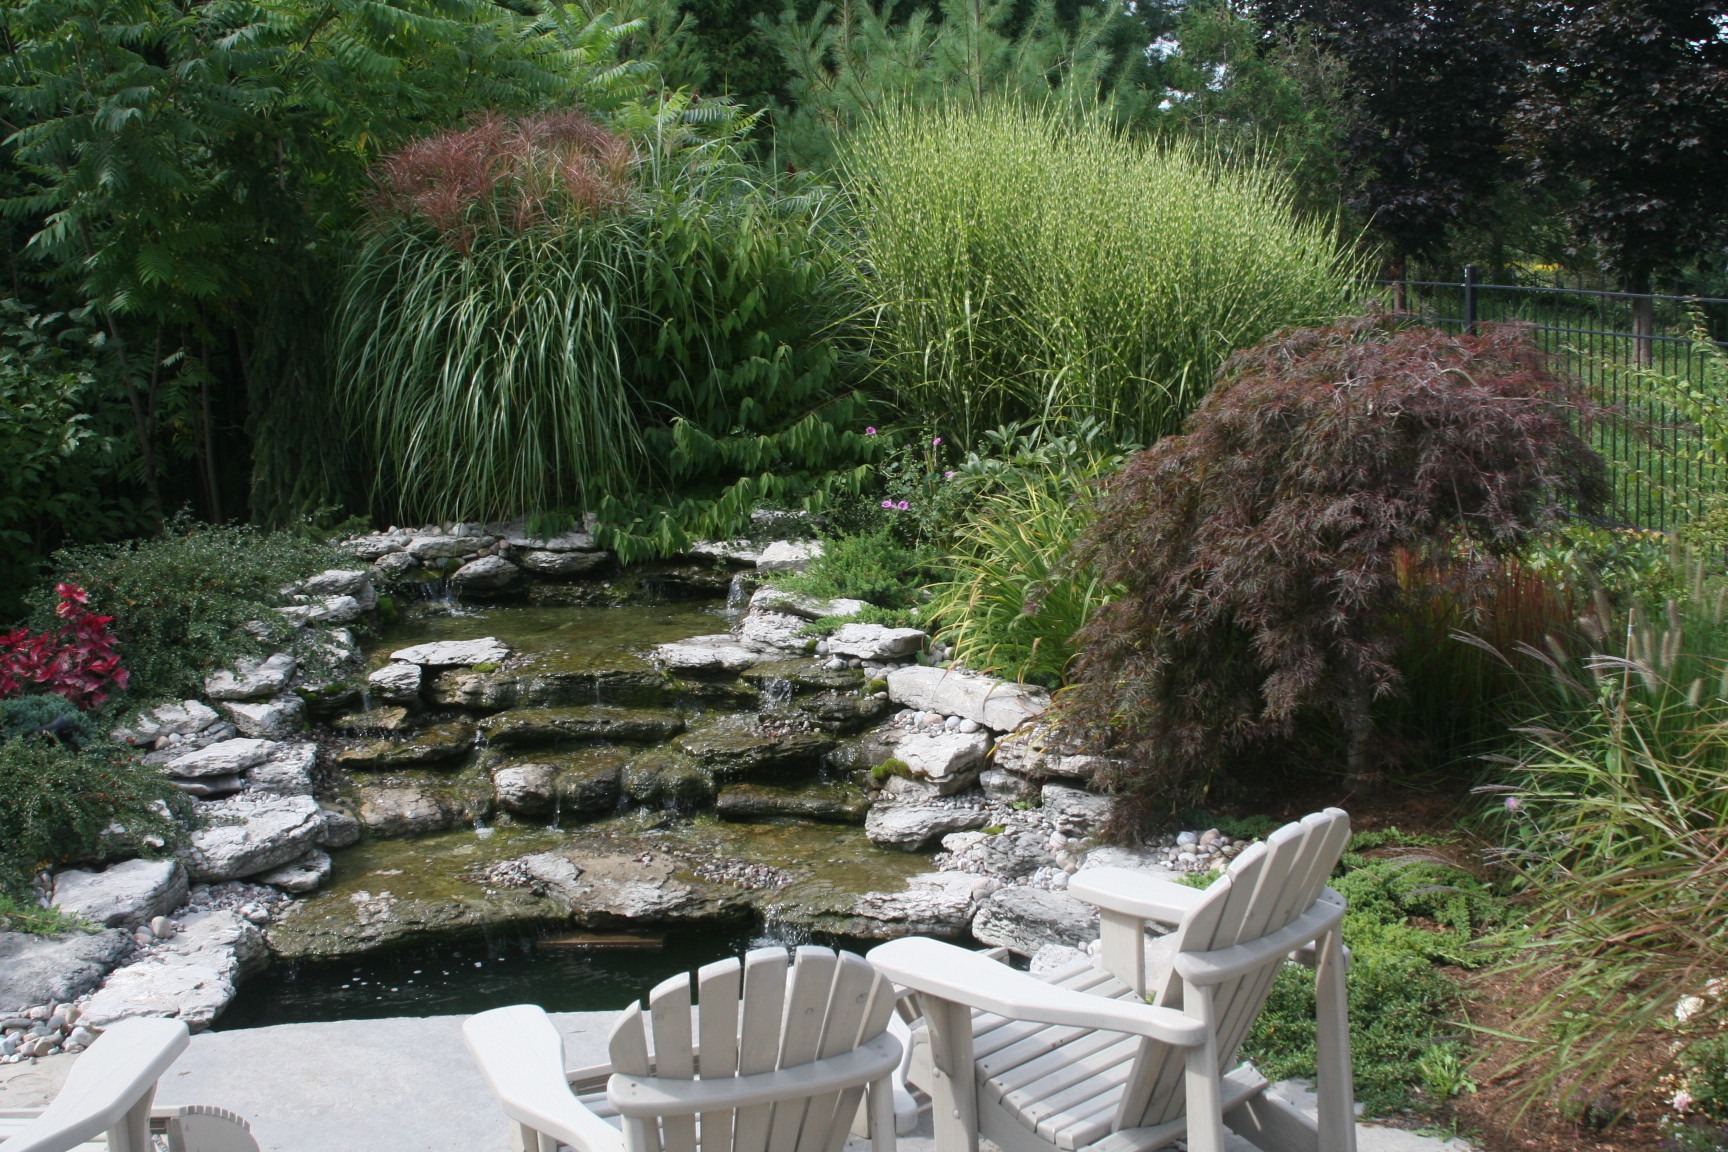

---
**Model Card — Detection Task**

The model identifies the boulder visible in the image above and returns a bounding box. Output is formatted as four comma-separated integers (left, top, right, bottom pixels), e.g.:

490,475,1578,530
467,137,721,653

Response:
406,534,494,560
1042,783,1115,837
677,720,834,780
715,783,868,824
738,612,815,654
979,768,1030,803
490,752,625,819
850,873,996,938
113,700,224,747
335,722,476,769
621,750,715,807
891,731,990,795
218,693,304,739
255,848,333,893
1030,943,1093,977
653,636,765,674
864,798,990,851
164,738,277,779
989,722,1106,782
0,928,133,1010
515,549,609,578
344,534,410,561
331,706,412,735
451,555,520,592
306,595,363,625
204,653,297,701
168,774,243,799
747,587,870,621
504,530,599,552
479,706,684,748
756,540,823,573
826,623,927,661
80,909,267,1030
372,551,418,577
354,781,472,838
51,859,188,930
182,794,326,882
389,637,512,667
687,540,763,565
302,568,374,598
956,829,1054,881
886,666,1050,733
971,886,1099,956
316,806,362,849
798,691,889,734
245,742,317,796
367,661,423,702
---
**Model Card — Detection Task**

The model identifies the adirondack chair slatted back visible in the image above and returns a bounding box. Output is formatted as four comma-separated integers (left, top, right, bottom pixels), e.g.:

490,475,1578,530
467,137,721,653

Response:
609,945,897,1152
1117,808,1350,1130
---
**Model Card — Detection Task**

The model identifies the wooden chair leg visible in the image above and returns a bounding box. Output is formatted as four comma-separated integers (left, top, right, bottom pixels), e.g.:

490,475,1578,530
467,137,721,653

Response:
922,996,979,1152
1183,985,1227,1152
1313,930,1356,1152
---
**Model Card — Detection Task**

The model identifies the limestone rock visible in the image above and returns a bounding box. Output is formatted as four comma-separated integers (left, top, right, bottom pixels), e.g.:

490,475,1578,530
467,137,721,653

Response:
480,706,684,748
255,848,333,893
168,774,242,799
956,829,1054,881
451,555,520,592
826,623,927,661
748,587,870,621
204,653,296,701
851,873,995,938
245,742,317,796
367,661,424,702
406,534,493,560
372,551,418,577
756,540,823,573
1042,783,1115,837
864,798,990,851
354,781,472,837
331,706,412,735
1030,943,1093,977
316,806,362,849
677,719,834,780
738,612,814,654
653,636,764,674
344,534,410,561
490,752,625,819
971,886,1099,956
218,693,304,739
715,783,868,824
504,530,599,552
165,738,277,779
798,690,889,734
182,794,326,882
306,595,363,625
979,768,1030,803
0,928,133,1009
80,909,267,1030
113,700,224,747
51,859,188,930
687,540,763,565
389,637,512,667
515,549,609,578
302,568,373,598
335,722,476,769
621,750,715,807
891,731,990,795
886,666,1049,732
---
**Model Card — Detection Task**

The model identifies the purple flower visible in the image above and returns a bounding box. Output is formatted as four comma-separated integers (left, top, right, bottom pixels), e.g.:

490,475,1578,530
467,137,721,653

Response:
865,427,877,435
1504,795,1522,812
881,500,894,509
932,436,943,446
896,500,910,511
944,470,955,480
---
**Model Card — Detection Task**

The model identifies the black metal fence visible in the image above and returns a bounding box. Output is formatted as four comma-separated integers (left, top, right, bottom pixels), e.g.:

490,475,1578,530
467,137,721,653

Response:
1362,269,1728,530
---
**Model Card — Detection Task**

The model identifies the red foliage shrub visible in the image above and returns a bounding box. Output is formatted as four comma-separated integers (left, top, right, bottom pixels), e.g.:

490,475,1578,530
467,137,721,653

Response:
1067,315,1610,826
0,583,129,709
371,111,635,250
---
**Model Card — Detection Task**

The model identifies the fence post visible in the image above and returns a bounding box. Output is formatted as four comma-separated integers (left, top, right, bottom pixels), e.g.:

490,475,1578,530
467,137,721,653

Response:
1463,264,1479,336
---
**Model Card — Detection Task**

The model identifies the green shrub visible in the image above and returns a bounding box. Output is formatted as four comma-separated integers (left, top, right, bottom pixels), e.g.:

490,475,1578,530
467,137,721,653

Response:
40,518,346,702
840,99,1365,450
0,694,95,747
0,735,185,898
781,530,926,610
0,893,88,935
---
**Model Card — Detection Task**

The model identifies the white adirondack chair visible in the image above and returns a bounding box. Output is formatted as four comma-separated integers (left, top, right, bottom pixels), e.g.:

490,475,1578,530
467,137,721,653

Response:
0,1017,258,1152
869,807,1355,1152
464,945,904,1152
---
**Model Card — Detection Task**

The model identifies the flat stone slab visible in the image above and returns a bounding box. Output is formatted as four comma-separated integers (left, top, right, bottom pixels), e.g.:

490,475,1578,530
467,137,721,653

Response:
389,637,512,667
654,636,765,673
0,929,132,1011
891,731,990,794
204,653,297,701
165,738,278,779
80,910,267,1030
182,795,326,882
865,798,990,851
826,623,926,661
51,859,187,931
971,885,1100,956
886,666,1050,733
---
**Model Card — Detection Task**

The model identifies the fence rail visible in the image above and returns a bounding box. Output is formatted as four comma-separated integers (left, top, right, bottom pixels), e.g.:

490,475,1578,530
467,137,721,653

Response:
1361,270,1728,531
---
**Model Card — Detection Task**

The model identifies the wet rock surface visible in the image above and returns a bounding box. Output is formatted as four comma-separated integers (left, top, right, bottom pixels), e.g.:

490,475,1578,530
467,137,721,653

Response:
479,706,685,748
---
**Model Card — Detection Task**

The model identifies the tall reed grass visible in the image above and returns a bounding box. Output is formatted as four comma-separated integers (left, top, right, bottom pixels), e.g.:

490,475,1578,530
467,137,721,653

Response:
1477,559,1728,1121
840,100,1366,447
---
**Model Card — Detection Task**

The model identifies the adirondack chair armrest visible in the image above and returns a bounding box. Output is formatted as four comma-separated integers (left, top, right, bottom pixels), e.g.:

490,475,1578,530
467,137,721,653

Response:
465,1006,626,1152
607,1032,902,1117
0,1017,190,1152
868,937,1206,1047
1068,866,1208,925
1170,895,1346,987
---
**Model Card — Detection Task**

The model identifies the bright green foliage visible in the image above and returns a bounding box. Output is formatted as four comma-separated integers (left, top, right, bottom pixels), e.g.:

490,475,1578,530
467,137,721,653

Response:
766,0,1154,171
40,519,347,703
0,736,185,899
1482,563,1728,1117
0,893,88,936
781,530,925,609
841,100,1363,449
1243,850,1486,1114
0,694,96,747
337,103,877,539
0,302,143,614
1,0,651,522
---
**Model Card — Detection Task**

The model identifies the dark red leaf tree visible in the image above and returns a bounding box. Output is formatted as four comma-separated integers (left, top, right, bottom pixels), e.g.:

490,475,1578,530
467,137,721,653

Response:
1067,315,1609,826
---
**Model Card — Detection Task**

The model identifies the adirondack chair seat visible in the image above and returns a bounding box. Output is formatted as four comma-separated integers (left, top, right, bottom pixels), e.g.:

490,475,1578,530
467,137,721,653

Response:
872,809,1356,1152
465,946,903,1152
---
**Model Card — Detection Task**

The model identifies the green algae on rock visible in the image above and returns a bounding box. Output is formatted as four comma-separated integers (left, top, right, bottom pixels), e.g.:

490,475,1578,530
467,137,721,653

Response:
715,782,868,824
676,716,836,780
479,706,685,748
335,721,478,769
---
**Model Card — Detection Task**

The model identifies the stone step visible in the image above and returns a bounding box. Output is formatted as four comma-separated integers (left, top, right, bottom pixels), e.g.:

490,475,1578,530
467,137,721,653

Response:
479,706,685,748
715,782,868,825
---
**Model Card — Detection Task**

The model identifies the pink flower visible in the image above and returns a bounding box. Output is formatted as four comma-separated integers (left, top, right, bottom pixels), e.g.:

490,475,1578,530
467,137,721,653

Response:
865,427,877,435
944,470,955,480
881,500,894,508
1674,1090,1694,1114
932,436,943,446
1504,795,1522,812
896,500,910,511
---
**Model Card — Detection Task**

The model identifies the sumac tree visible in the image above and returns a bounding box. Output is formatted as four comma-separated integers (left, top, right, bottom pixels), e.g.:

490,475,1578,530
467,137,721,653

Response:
1067,315,1608,824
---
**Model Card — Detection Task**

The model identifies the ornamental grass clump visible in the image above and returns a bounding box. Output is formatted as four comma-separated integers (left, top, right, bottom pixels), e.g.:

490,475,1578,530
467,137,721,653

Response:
1067,316,1610,826
840,99,1366,448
